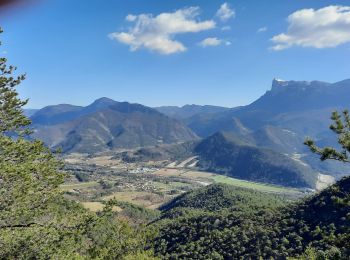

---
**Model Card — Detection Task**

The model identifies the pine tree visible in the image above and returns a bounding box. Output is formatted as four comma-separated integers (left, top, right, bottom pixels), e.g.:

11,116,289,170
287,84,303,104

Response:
0,27,84,258
0,27,66,230
305,110,350,163
0,27,153,259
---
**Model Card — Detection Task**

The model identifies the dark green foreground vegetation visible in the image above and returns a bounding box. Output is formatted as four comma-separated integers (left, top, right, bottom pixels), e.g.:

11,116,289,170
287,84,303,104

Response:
0,29,349,259
152,181,350,259
0,30,156,259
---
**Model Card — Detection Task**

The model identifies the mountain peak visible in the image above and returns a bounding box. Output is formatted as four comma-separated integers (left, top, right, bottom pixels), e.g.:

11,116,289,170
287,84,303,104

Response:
272,78,287,85
270,79,331,94
91,97,116,104
87,97,118,110
271,79,309,92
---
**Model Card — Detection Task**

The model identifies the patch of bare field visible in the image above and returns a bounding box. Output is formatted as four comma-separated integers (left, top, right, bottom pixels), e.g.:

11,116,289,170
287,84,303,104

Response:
182,170,216,179
154,168,215,180
64,153,88,164
101,191,168,209
86,156,122,167
60,181,99,191
81,202,122,212
154,168,183,177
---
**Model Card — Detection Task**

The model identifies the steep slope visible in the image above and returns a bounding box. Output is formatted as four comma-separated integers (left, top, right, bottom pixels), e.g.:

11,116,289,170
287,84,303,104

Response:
249,125,305,153
276,175,350,255
194,132,318,188
32,99,198,153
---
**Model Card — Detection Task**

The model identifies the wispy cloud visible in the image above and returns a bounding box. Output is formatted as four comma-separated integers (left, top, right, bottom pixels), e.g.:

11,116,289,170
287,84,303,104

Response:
109,7,215,55
257,27,267,33
199,37,231,47
271,5,350,51
221,26,231,31
216,3,235,22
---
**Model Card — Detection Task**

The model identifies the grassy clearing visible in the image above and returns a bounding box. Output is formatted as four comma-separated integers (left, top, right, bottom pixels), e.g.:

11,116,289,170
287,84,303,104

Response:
152,182,168,190
101,191,167,209
155,168,214,180
81,201,122,212
152,181,191,191
155,168,300,194
60,181,99,191
211,175,300,193
81,202,105,212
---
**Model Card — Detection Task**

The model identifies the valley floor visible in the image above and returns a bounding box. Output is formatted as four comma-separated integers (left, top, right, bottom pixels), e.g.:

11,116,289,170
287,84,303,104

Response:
62,152,310,213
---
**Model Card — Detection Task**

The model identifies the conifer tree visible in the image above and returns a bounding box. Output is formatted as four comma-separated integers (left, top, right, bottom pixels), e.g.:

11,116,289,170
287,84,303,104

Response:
0,27,154,259
305,110,350,163
0,27,65,230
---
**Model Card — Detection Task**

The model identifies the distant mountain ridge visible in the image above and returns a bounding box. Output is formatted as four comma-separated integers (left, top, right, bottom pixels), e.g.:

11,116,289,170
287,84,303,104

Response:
246,78,350,114
28,78,350,178
155,104,230,119
178,78,350,177
30,97,118,125
184,78,350,138
30,98,198,153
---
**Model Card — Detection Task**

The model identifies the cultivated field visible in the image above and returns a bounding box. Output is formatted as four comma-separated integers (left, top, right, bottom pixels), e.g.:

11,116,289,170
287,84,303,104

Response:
61,153,307,213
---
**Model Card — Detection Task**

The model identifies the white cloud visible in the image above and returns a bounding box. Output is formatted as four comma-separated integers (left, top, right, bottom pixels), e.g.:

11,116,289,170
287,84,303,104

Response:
199,37,231,47
257,27,267,33
216,3,235,22
200,37,222,47
126,14,137,22
109,7,216,55
221,25,231,31
271,5,350,51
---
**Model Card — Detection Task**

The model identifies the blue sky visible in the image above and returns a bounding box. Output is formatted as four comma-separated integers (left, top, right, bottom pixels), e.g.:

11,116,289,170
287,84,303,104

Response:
0,0,349,108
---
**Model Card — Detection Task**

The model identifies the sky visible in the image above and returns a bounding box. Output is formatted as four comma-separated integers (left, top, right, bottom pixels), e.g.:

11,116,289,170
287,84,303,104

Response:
0,0,349,108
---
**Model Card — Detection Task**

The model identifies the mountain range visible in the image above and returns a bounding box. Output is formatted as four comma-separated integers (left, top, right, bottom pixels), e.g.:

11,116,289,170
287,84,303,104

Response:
156,78,350,177
27,78,350,187
154,104,230,120
179,79,350,138
30,98,198,153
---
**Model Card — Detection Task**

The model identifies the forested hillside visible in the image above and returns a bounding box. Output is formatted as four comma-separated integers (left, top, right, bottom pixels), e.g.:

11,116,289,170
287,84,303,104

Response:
150,108,350,259
195,132,318,188
151,180,350,259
